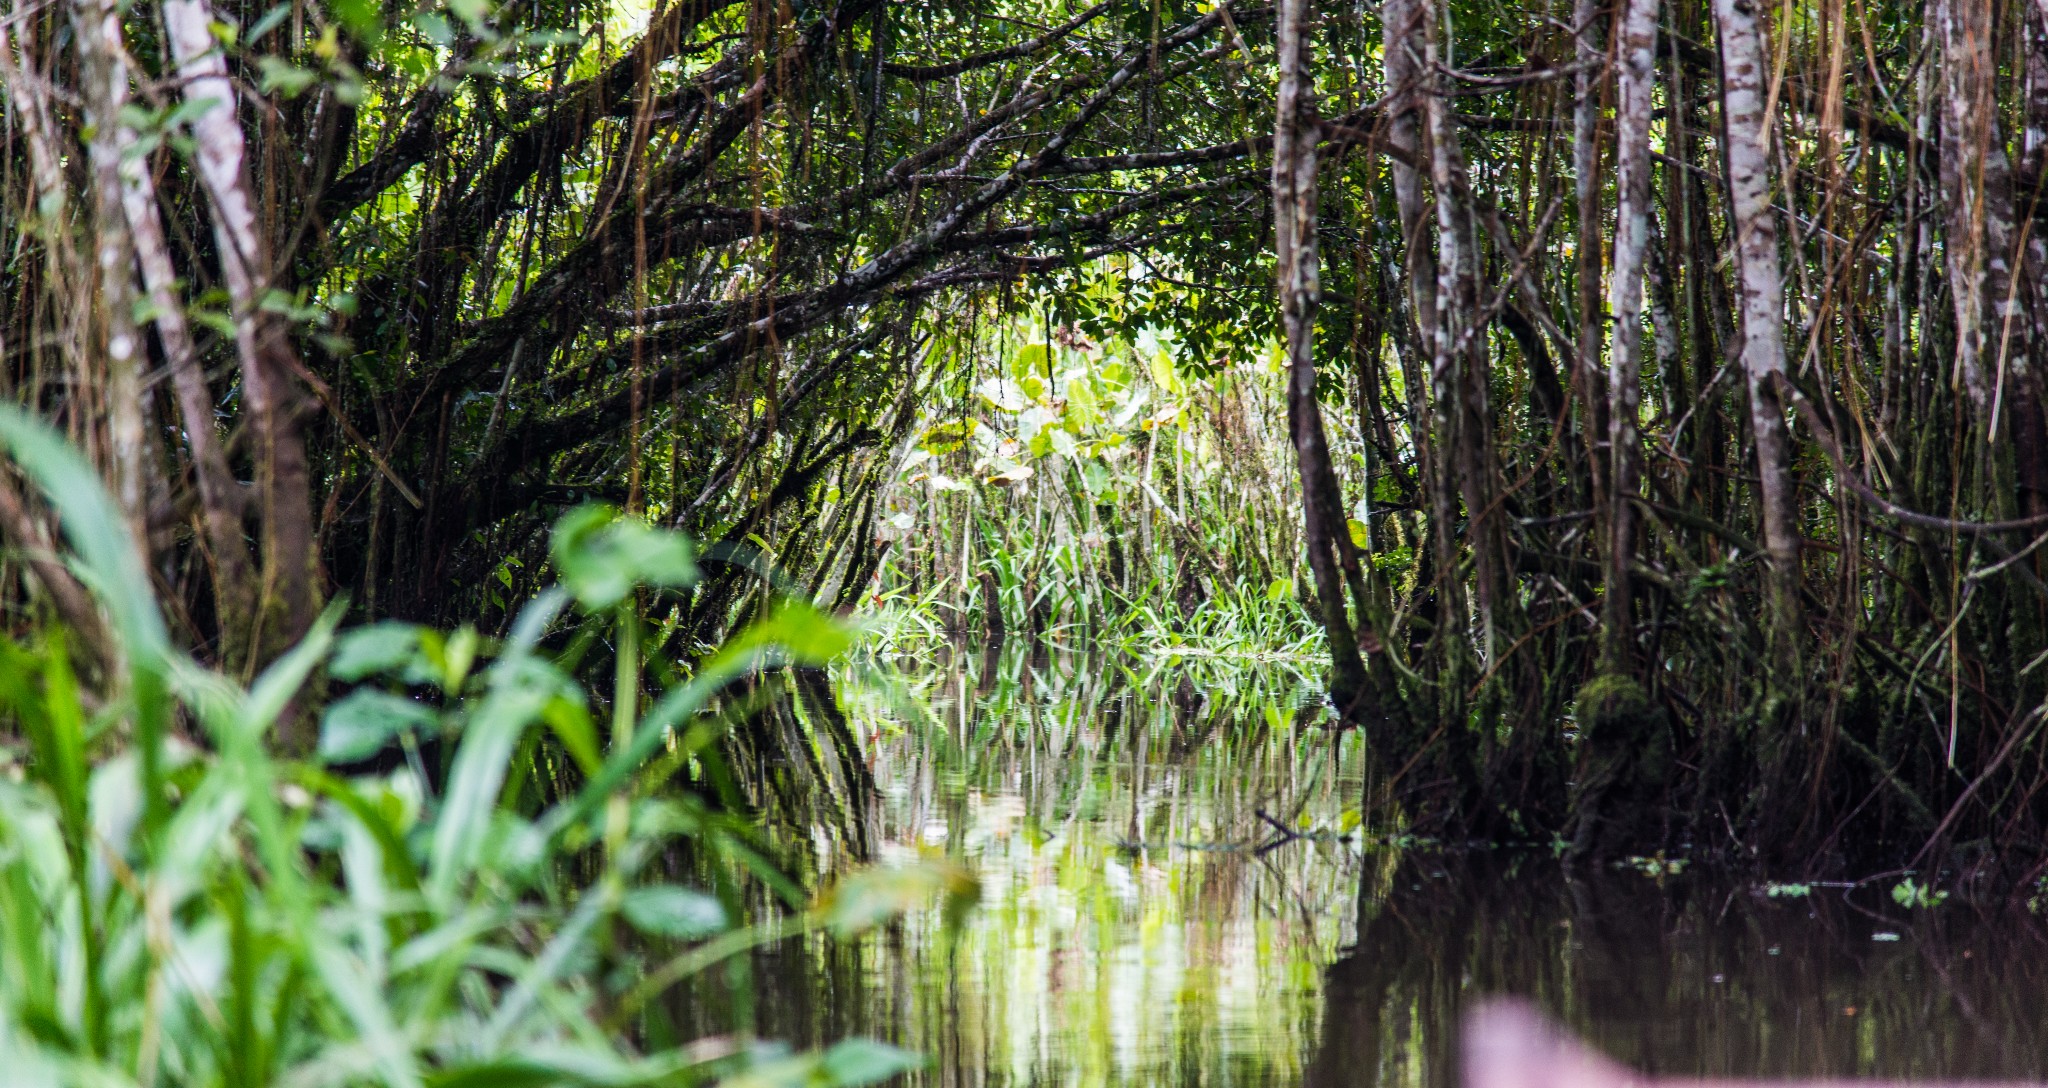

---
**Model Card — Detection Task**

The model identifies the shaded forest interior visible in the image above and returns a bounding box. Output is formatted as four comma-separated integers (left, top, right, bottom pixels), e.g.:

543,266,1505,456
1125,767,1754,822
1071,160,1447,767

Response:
9,0,2048,877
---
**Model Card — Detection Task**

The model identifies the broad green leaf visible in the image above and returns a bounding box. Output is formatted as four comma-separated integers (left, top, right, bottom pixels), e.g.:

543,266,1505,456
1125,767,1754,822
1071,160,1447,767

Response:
332,622,425,681
0,404,169,667
551,505,698,610
307,935,422,1088
320,689,438,763
240,603,342,744
736,600,854,665
620,885,729,940
425,1062,562,1088
328,0,384,43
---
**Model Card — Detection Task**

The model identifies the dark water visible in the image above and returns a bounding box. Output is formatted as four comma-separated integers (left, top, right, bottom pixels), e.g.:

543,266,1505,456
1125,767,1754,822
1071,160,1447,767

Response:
727,648,2048,1085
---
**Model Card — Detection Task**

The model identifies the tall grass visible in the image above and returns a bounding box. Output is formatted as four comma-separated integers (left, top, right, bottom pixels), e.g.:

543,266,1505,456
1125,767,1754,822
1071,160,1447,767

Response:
868,317,1369,662
0,406,971,1087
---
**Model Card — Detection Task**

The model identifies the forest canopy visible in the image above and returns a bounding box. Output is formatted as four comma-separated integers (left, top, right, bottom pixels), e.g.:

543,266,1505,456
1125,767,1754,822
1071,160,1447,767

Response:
8,0,2048,873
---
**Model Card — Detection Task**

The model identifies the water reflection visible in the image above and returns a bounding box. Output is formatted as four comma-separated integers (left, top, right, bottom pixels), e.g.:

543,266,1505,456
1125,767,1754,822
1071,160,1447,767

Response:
1316,855,2048,1085
717,647,2048,1086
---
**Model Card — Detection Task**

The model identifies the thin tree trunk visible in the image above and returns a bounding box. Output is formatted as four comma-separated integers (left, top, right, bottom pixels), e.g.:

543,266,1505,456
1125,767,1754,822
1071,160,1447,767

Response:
1935,0,1997,416
2021,0,2048,522
119,117,262,624
72,0,149,531
1275,0,1376,719
163,0,324,689
1569,0,1669,860
1421,1,1512,656
1573,0,1610,509
1599,0,1660,672
1973,0,2048,521
1712,0,1803,672
1383,0,1466,681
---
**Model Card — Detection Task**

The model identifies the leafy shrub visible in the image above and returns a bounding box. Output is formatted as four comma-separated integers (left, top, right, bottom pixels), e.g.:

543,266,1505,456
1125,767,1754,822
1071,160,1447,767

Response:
0,406,967,1087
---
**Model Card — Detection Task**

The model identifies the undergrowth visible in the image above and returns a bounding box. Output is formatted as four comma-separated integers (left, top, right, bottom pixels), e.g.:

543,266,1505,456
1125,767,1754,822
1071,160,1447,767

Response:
864,318,1356,663
0,406,972,1087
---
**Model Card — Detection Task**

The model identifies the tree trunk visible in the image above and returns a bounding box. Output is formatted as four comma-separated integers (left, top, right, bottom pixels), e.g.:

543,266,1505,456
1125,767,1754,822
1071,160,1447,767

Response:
1712,0,1802,667
1568,0,1669,861
1572,0,1610,511
163,0,324,717
72,0,150,534
1934,0,1998,416
1275,0,1378,720
1383,0,1466,681
1598,0,1660,673
2019,0,2048,522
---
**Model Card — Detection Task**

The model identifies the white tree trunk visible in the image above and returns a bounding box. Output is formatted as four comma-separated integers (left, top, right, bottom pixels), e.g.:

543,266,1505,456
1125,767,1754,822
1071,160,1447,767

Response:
1420,0,1511,651
1934,0,1998,414
1600,0,1660,669
1572,0,1609,506
1713,0,1803,648
162,0,322,693
74,0,150,527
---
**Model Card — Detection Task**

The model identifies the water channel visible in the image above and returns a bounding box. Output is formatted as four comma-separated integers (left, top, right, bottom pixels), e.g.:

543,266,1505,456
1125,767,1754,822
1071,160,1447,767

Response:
709,646,2048,1086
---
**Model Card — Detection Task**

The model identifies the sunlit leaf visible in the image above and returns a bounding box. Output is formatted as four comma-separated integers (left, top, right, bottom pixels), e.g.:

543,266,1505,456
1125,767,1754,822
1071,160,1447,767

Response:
738,600,855,665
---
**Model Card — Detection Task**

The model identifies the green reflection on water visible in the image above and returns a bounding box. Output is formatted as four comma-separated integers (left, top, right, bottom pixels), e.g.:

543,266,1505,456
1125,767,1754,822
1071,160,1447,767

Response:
699,645,2048,1087
828,646,1359,1088
714,644,1359,1087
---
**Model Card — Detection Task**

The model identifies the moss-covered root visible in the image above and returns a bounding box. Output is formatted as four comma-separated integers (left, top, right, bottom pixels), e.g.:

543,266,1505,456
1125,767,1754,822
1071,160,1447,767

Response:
1567,674,1670,860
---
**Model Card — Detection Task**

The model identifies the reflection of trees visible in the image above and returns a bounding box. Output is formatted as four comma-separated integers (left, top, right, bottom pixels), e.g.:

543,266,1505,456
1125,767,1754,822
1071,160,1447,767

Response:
1308,856,2048,1085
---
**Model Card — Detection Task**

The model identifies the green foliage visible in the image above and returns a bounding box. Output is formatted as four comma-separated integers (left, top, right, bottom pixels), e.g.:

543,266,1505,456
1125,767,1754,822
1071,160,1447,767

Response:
0,417,966,1086
551,505,699,611
872,317,1343,659
1891,879,1948,909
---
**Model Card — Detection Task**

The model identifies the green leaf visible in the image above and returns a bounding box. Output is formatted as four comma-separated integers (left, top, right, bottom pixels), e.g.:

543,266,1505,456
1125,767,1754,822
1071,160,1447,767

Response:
331,622,425,681
320,689,437,763
256,56,322,97
0,404,169,667
245,3,293,43
620,885,728,940
815,858,979,938
736,600,854,665
328,0,385,43
551,505,698,610
539,694,602,775
446,0,491,29
817,1040,926,1087
425,1061,562,1088
428,650,562,902
240,604,342,744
